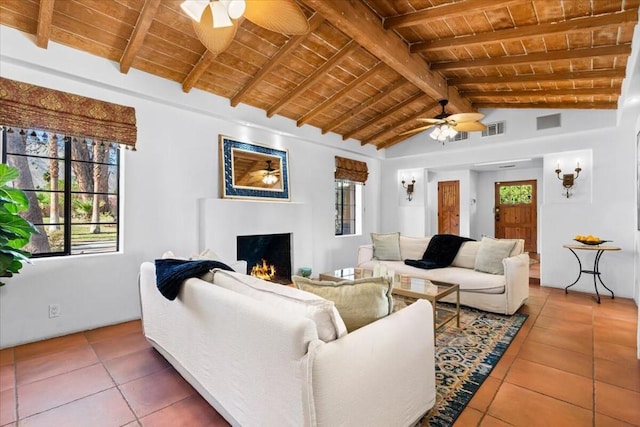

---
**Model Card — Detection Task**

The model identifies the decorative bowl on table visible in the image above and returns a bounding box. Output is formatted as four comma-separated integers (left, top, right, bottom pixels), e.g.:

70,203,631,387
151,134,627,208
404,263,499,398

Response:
573,235,610,245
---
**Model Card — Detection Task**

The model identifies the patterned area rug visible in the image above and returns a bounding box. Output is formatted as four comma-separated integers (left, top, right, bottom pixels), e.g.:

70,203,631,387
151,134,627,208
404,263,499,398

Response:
419,305,528,426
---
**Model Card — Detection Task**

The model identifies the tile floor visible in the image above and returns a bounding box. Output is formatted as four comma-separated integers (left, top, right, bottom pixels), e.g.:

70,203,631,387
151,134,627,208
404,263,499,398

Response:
0,276,638,426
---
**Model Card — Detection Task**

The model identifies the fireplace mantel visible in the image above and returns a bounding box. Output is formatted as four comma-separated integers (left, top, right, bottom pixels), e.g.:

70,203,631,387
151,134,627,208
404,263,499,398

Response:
198,199,313,274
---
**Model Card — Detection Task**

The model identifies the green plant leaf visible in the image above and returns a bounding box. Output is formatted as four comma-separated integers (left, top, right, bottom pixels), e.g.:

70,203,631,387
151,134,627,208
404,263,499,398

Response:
0,164,37,285
0,213,39,238
0,187,29,212
0,164,19,187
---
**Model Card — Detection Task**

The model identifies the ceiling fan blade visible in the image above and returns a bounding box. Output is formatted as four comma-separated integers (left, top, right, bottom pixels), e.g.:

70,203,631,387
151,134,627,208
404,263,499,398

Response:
399,125,435,136
244,0,310,35
452,121,487,132
192,5,238,55
447,112,485,123
416,118,445,124
180,0,210,22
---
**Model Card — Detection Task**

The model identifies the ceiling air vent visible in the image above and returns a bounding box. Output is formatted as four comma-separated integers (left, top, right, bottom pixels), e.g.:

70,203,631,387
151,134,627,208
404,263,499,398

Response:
453,131,468,141
536,113,561,130
482,121,506,137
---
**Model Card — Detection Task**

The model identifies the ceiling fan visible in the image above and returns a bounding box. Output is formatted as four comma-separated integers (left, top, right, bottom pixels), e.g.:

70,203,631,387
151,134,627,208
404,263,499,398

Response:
401,99,487,142
181,0,310,55
254,160,280,185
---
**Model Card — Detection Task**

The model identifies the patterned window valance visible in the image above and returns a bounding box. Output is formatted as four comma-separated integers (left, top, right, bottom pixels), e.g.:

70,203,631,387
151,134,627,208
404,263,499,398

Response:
335,156,368,184
0,77,137,149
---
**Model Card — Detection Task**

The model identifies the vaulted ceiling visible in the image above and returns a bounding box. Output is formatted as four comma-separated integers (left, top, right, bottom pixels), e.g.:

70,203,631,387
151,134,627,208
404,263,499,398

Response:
1,0,638,149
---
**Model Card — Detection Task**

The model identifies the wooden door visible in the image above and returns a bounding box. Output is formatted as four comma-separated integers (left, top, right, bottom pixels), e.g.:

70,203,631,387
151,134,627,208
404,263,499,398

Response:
494,180,537,253
438,180,460,235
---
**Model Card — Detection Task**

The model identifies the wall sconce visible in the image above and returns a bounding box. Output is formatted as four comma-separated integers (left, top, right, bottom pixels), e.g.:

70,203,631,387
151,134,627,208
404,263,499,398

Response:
401,177,415,201
555,162,581,198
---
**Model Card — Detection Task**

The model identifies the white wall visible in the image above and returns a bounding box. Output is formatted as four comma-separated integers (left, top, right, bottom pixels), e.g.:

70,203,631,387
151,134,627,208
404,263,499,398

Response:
0,27,384,347
382,112,637,300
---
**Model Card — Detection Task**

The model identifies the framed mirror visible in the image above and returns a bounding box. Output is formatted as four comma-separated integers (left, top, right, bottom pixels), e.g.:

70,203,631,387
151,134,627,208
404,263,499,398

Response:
219,135,290,201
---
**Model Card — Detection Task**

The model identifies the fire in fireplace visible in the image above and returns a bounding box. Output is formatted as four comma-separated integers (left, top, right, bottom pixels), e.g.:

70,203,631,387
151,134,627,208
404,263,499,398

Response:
251,259,276,280
237,233,292,284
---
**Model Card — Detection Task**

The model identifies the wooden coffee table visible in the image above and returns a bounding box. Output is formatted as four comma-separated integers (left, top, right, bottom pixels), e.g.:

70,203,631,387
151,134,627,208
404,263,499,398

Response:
318,268,460,331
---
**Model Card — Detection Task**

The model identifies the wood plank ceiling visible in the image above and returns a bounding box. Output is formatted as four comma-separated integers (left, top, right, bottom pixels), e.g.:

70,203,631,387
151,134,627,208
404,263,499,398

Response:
0,0,637,150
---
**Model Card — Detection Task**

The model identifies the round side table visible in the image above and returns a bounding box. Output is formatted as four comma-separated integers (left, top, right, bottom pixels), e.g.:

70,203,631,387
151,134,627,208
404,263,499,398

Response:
562,244,621,303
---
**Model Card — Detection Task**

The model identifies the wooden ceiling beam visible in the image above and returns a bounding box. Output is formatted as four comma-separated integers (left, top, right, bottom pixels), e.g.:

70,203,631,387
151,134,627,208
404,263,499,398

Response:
36,0,55,49
231,13,324,107
120,0,161,74
321,79,410,134
463,87,620,98
449,69,626,85
412,10,638,53
363,101,440,146
267,41,359,118
182,50,218,93
473,101,617,109
297,62,386,127
431,44,632,71
300,0,472,113
343,93,428,141
384,0,527,30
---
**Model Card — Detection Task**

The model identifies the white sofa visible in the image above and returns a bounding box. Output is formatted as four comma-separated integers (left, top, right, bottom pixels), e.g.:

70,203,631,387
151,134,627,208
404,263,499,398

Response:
357,236,530,315
139,262,436,427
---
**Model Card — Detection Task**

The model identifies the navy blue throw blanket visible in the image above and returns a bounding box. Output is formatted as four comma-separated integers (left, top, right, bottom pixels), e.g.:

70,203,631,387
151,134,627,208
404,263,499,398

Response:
154,258,234,301
404,234,475,270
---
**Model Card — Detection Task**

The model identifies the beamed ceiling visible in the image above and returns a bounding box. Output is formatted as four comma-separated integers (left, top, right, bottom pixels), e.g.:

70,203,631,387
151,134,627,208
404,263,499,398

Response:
0,0,638,149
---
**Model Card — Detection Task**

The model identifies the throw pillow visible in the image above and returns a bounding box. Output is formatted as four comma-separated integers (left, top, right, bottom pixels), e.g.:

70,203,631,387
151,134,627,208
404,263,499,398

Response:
473,236,517,275
371,232,402,261
292,275,393,332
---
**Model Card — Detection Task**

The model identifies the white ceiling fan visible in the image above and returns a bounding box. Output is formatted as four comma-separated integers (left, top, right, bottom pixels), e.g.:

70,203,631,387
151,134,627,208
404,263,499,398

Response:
181,0,310,55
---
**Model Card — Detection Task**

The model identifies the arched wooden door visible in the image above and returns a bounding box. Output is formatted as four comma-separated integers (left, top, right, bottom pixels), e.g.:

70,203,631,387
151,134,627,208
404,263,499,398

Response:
438,180,460,235
494,180,537,253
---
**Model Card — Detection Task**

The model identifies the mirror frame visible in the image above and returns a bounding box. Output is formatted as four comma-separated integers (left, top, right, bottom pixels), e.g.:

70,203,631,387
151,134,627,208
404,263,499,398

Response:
219,135,290,201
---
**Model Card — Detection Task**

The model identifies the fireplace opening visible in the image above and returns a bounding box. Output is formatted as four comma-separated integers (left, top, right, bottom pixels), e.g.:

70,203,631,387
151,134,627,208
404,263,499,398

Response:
237,233,292,284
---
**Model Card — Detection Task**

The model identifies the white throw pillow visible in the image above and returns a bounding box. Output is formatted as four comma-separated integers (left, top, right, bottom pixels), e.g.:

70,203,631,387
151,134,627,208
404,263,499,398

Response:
473,236,516,275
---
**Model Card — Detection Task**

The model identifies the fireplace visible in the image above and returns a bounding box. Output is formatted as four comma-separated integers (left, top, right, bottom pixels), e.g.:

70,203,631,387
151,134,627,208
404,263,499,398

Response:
237,233,292,284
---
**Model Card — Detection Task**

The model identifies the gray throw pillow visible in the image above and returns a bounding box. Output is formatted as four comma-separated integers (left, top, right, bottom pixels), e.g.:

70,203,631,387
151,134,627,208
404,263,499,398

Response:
292,275,393,332
371,232,402,261
473,236,517,275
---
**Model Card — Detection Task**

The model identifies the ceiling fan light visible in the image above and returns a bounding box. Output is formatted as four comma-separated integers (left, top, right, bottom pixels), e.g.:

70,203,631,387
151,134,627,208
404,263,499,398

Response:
430,126,443,140
180,0,210,22
210,1,233,28
262,173,278,185
221,0,246,19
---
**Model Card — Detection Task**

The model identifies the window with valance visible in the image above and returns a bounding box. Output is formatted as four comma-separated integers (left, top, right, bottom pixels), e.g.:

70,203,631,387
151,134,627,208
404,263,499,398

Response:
0,77,137,150
0,78,137,257
334,156,366,236
334,155,368,184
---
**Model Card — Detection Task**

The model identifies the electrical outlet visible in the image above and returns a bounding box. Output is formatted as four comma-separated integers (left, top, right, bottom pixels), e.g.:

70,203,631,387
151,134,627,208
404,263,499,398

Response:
48,303,60,318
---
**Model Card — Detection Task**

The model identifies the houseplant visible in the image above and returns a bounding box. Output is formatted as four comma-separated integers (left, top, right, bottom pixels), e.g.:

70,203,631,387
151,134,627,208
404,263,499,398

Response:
0,163,39,286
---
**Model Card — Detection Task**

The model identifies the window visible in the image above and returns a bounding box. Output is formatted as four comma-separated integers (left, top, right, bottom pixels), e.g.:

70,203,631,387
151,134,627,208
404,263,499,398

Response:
334,156,367,236
335,180,356,235
2,127,120,256
499,184,533,205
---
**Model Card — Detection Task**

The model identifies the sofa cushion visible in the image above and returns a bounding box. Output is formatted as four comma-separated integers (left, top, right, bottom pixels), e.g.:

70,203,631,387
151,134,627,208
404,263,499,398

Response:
211,269,347,342
474,236,516,275
371,232,402,261
450,241,480,269
399,236,430,260
292,275,393,332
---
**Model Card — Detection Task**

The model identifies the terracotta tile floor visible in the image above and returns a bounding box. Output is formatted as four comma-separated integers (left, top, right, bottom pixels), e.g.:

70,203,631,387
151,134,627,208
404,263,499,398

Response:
0,278,638,426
